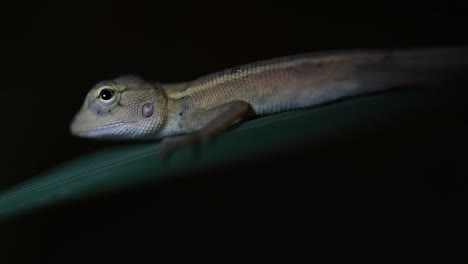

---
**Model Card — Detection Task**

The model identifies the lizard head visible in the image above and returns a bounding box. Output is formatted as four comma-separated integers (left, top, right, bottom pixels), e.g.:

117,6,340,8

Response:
70,75,167,139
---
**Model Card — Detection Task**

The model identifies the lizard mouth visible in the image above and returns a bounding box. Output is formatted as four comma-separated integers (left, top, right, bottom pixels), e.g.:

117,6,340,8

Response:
70,121,137,138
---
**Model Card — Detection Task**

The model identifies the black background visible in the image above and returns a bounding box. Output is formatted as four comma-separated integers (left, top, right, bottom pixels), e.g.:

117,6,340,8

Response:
1,1,468,263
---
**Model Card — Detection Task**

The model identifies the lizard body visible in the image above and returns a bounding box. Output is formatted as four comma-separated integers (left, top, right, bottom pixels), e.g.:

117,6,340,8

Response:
70,47,468,154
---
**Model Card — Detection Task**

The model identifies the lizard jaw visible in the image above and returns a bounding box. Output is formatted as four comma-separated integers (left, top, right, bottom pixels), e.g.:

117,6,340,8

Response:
70,121,137,139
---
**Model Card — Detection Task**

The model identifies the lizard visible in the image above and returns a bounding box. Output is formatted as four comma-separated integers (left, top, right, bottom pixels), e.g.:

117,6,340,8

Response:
70,47,468,157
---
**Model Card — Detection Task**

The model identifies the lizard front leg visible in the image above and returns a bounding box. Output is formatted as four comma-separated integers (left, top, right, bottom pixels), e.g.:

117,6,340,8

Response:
160,100,253,158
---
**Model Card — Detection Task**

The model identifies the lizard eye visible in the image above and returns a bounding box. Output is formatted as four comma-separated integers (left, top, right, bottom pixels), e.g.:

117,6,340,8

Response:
99,89,114,101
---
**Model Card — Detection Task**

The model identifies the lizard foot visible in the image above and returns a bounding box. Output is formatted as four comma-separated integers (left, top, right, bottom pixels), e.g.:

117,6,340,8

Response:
159,130,219,159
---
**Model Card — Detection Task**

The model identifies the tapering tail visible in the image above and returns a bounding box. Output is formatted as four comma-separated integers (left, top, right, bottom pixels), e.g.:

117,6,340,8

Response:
361,46,468,90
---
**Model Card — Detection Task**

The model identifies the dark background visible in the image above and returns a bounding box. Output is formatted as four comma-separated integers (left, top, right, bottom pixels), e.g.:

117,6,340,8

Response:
1,1,467,189
1,1,468,263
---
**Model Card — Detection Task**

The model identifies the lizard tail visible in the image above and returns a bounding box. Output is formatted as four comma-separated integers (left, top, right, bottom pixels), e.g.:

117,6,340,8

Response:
360,46,468,90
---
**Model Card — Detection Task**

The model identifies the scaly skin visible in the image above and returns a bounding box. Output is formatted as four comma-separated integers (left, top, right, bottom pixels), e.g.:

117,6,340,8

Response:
70,47,468,154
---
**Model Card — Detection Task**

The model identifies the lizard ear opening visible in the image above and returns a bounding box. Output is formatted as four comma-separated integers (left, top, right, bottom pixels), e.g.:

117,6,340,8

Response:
142,103,154,118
